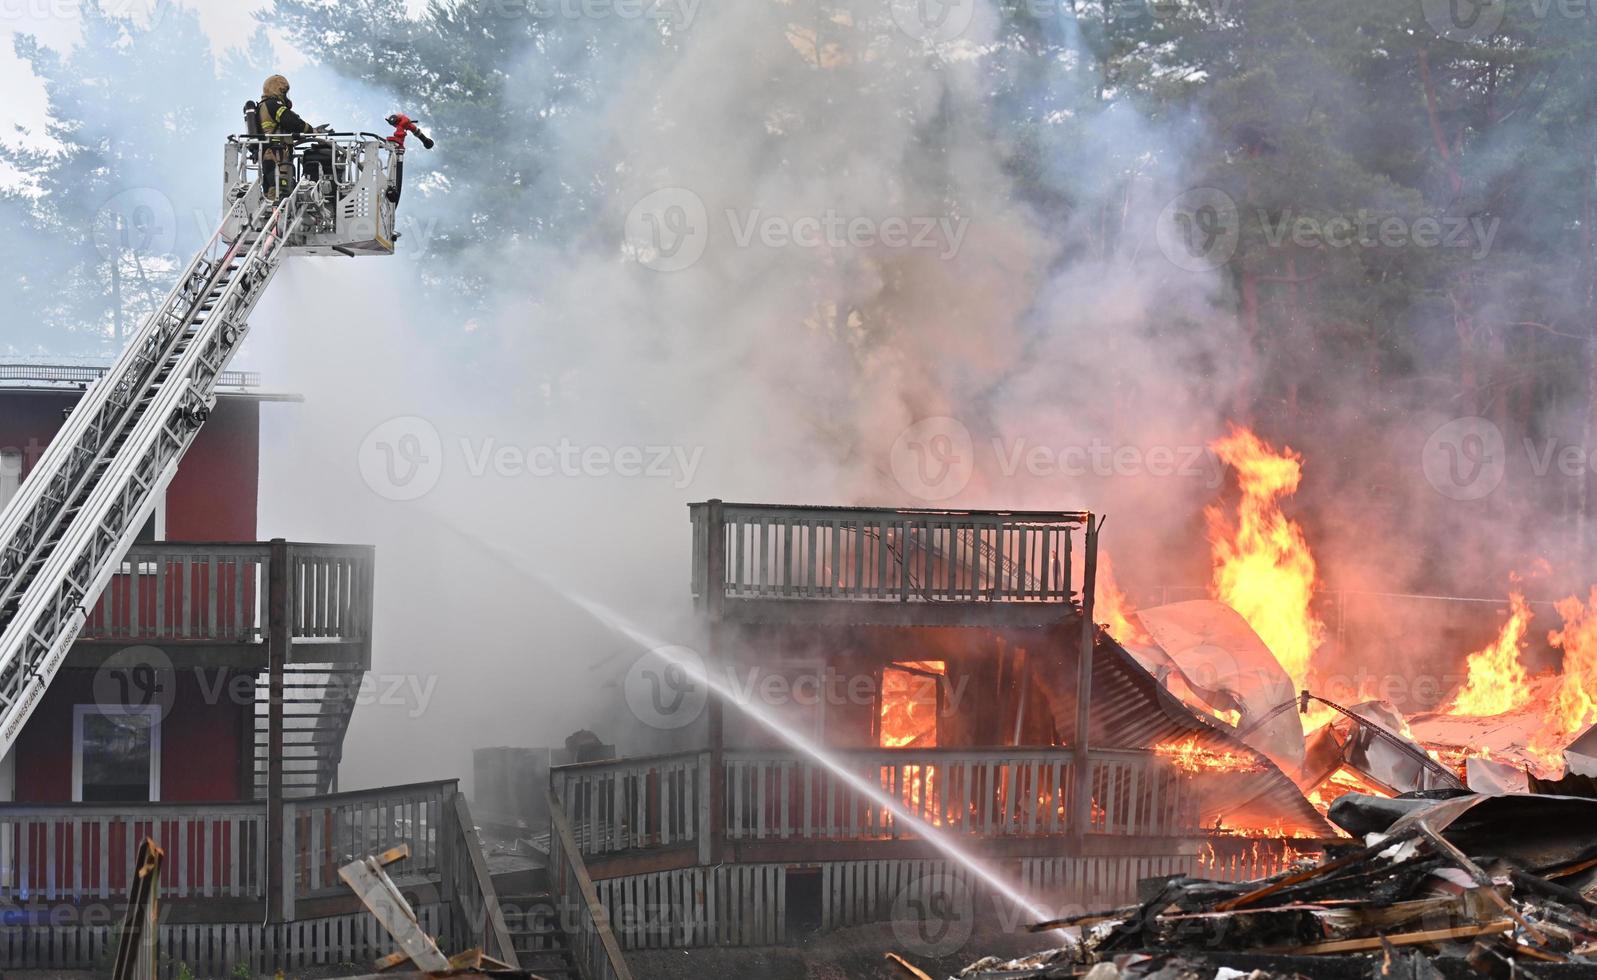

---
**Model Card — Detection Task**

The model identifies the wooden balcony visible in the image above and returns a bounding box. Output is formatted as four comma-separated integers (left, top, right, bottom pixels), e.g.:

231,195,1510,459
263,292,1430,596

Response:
0,781,518,974
550,746,1201,876
72,540,375,669
689,502,1095,627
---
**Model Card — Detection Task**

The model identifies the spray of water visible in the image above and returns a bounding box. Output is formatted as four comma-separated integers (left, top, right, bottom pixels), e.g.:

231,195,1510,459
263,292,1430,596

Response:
440,515,1057,927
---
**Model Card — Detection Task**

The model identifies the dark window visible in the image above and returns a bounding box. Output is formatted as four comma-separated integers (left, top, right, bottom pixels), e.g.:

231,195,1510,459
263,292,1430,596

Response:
76,708,158,802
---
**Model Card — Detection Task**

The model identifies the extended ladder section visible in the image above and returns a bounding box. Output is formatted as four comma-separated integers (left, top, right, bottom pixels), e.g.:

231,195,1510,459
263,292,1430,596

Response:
0,181,317,757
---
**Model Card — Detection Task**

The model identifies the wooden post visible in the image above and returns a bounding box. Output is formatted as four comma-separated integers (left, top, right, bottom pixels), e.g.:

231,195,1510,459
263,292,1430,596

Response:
704,501,726,865
705,499,726,621
267,538,288,921
1070,516,1100,852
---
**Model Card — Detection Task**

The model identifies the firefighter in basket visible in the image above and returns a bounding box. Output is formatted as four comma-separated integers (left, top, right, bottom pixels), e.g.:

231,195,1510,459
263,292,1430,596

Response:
246,75,334,199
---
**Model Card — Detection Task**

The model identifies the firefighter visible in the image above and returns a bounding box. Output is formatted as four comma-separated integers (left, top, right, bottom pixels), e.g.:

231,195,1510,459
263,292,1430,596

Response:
257,75,332,198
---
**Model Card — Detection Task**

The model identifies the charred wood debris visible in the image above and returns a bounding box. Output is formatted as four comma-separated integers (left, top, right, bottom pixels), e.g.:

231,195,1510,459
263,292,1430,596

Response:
927,792,1597,980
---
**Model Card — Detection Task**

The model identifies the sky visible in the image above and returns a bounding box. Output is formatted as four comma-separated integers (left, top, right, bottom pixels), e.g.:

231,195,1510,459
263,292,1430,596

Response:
0,0,430,181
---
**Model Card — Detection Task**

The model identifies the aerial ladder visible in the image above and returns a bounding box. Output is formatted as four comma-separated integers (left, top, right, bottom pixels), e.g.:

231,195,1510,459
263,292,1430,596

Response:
0,132,408,758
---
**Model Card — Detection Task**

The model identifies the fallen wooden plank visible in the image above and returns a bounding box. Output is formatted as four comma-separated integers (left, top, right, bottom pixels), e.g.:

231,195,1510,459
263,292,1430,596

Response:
1216,830,1417,913
338,846,452,974
1280,919,1513,955
1028,905,1138,932
1414,821,1549,945
886,952,935,980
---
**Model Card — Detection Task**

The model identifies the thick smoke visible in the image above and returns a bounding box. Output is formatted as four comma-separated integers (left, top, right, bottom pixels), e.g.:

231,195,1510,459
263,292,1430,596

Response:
11,0,1583,785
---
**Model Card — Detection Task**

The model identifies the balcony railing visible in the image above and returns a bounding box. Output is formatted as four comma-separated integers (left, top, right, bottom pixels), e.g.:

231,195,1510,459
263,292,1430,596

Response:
0,780,444,907
690,502,1091,614
0,781,519,972
550,746,1199,862
79,541,374,654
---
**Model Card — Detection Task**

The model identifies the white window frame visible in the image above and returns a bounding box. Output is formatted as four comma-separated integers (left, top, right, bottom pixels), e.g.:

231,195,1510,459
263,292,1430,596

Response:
0,448,21,512
71,704,162,803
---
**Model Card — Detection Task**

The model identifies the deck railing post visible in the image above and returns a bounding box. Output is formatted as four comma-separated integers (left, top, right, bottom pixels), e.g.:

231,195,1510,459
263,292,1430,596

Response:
267,538,288,921
1070,515,1100,852
704,499,726,620
696,750,713,866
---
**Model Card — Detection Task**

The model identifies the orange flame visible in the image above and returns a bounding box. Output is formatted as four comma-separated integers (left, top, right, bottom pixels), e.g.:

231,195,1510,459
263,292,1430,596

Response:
1206,427,1325,695
880,662,945,748
1154,735,1266,774
1446,591,1534,717
1097,552,1152,645
1531,589,1597,754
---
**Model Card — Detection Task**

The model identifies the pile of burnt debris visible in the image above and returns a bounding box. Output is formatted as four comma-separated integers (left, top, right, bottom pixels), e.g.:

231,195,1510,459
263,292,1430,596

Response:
943,793,1597,980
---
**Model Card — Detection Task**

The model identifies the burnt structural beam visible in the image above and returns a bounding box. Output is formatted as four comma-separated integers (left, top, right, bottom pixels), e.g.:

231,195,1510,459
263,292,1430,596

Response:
1070,515,1101,852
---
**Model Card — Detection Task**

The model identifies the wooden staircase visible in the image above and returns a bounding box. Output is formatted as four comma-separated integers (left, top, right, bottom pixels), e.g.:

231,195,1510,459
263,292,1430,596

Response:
500,893,581,978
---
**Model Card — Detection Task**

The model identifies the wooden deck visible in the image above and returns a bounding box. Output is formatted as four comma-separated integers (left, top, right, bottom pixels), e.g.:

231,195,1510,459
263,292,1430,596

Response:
73,540,375,669
551,746,1200,873
0,781,519,976
689,502,1093,627
544,747,1245,955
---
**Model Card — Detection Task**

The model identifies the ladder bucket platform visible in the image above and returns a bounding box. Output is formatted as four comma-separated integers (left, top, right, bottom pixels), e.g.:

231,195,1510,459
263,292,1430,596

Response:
224,135,404,256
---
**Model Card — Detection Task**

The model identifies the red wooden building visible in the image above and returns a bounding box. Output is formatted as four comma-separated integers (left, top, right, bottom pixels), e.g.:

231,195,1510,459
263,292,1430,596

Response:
0,363,295,807
0,364,519,978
